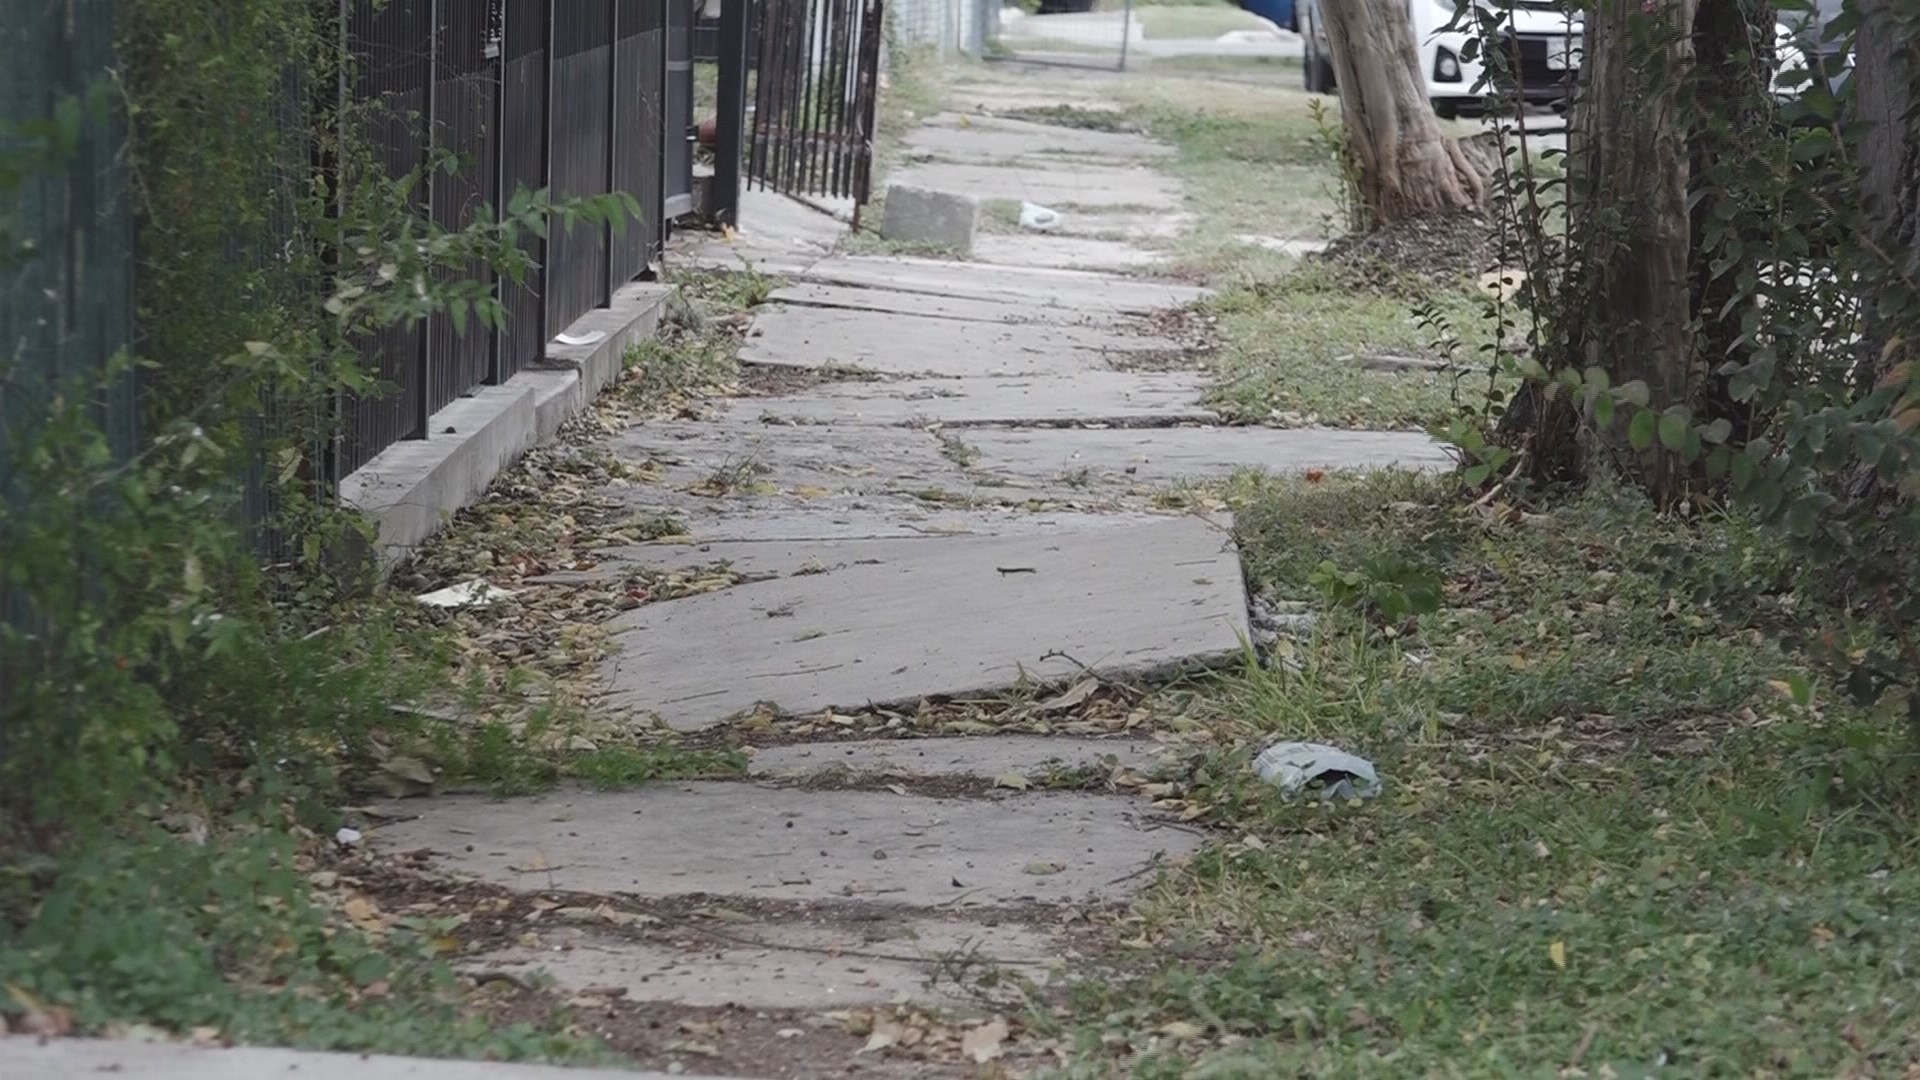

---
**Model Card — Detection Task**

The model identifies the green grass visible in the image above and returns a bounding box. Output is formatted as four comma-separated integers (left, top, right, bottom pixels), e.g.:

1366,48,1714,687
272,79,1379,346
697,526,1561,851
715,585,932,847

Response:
1053,473,1920,1077
1204,265,1503,429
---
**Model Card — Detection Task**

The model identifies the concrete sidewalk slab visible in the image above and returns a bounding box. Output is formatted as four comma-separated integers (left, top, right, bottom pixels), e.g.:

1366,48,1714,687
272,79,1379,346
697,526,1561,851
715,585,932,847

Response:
597,518,1247,729
373,783,1204,906
748,736,1166,781
906,117,1172,161
972,234,1171,272
766,281,1121,325
737,305,1177,376
0,1038,724,1080
466,913,1061,1009
963,426,1454,486
889,161,1181,210
798,254,1208,313
730,371,1213,427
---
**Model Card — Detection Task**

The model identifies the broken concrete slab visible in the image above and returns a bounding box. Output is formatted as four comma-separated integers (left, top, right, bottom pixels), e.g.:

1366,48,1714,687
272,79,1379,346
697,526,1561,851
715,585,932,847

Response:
611,416,962,497
880,183,979,255
374,783,1204,905
737,304,1178,376
672,190,847,276
598,517,1248,728
749,736,1166,781
766,281,1118,326
973,233,1171,272
889,161,1181,210
729,372,1213,427
604,493,1179,545
0,1039,720,1080
800,254,1209,313
907,116,1172,161
468,913,1061,1009
963,426,1454,487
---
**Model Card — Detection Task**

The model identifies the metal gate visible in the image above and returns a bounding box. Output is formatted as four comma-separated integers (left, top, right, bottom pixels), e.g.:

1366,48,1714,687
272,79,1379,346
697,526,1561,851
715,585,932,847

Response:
745,0,885,206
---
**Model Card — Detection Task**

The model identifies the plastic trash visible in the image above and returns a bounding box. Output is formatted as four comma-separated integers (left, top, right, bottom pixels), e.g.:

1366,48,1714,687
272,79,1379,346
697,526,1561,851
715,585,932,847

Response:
1018,201,1061,232
415,580,517,608
335,826,364,848
1253,741,1381,801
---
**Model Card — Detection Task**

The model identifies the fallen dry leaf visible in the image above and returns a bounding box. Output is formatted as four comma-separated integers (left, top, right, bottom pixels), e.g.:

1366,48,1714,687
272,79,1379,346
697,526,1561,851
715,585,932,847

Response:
961,1017,1009,1063
993,771,1031,791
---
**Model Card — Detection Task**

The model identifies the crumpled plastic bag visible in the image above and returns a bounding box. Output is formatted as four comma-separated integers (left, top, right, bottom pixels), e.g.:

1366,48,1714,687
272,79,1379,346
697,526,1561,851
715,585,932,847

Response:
1253,741,1381,801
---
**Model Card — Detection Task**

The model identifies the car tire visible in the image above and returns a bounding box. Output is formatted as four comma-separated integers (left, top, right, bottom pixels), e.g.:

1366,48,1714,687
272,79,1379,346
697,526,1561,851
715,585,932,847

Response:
1303,22,1334,94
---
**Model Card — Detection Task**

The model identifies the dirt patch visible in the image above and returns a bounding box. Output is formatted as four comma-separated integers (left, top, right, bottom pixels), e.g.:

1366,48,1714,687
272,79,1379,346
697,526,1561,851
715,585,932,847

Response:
997,104,1144,134
738,361,890,397
1313,210,1500,293
677,679,1201,750
332,854,1132,1078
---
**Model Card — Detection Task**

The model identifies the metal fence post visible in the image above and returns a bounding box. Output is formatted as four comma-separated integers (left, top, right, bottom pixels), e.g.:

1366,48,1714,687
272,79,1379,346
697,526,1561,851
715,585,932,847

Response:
489,0,507,384
713,0,749,225
538,0,555,349
605,0,620,304
414,0,440,440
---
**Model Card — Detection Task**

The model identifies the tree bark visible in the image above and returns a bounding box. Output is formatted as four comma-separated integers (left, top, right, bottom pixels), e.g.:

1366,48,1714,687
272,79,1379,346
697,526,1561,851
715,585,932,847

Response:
1855,0,1920,377
1688,0,1774,441
1568,0,1700,503
1321,0,1486,226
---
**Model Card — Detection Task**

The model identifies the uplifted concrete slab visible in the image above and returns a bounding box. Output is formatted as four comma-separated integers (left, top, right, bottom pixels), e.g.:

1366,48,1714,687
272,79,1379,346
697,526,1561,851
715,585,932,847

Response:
889,161,1181,210
908,116,1172,161
374,783,1204,906
802,254,1208,312
605,494,1177,545
598,517,1247,728
737,304,1175,376
750,736,1165,781
731,372,1213,426
973,234,1171,272
964,426,1454,486
613,417,960,497
0,1039,719,1080
767,281,1118,326
469,914,1060,1009
674,190,846,275
950,83,1126,115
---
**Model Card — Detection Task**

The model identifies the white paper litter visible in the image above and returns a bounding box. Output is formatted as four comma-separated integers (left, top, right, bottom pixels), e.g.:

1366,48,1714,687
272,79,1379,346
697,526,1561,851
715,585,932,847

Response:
554,330,607,347
415,579,517,608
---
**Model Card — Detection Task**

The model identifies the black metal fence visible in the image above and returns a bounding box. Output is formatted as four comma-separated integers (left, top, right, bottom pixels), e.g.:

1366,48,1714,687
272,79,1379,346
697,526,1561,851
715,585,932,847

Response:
708,0,882,216
340,0,696,477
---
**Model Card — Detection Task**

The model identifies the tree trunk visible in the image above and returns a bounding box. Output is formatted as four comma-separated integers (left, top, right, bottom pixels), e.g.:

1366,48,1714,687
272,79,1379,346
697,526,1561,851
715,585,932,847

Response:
1567,0,1700,503
1688,0,1773,441
1321,0,1486,226
1855,0,1920,377
1847,0,1920,505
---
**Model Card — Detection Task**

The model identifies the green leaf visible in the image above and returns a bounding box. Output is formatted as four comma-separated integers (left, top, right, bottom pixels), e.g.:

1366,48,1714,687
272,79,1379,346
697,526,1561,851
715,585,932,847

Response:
1593,393,1615,427
1583,366,1611,392
1700,417,1733,444
1628,409,1656,451
1616,381,1652,408
1657,406,1690,452
1464,463,1493,486
1790,128,1835,162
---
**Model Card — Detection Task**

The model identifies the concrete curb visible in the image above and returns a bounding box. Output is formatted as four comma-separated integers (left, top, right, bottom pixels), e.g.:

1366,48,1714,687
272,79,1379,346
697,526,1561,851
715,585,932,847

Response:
339,281,673,565
0,1037,739,1079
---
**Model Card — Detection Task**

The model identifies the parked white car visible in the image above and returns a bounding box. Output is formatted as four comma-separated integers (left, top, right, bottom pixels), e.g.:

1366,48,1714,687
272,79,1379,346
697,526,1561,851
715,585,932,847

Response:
1300,0,1582,117
1300,0,1852,120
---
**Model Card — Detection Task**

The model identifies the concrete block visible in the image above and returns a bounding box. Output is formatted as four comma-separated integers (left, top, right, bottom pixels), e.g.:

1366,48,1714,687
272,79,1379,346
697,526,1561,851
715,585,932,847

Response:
880,182,979,255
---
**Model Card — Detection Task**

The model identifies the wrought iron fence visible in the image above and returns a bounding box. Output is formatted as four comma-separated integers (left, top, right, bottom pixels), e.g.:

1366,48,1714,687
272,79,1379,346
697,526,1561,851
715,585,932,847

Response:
340,0,689,477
